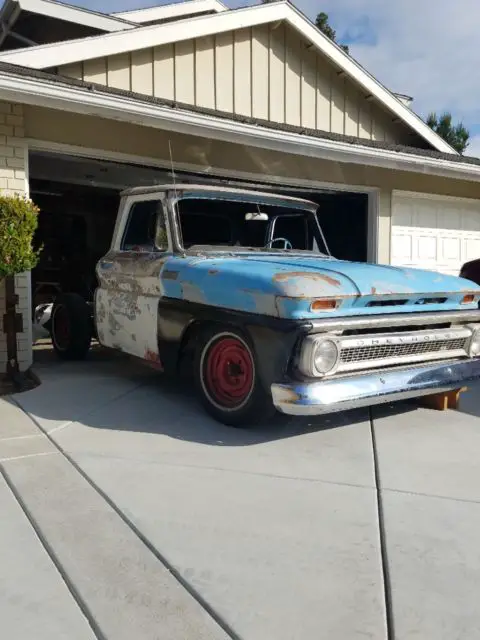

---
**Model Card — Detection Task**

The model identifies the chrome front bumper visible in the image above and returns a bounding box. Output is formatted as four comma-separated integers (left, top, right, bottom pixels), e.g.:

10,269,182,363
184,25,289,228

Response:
271,359,480,416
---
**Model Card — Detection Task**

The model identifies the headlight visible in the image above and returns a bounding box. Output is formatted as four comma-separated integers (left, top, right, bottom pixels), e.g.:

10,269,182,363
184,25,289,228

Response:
298,335,340,377
313,339,339,374
468,327,480,357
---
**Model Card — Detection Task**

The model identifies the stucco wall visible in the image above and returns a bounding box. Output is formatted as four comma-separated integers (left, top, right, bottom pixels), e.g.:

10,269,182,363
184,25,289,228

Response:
24,106,480,200
57,23,424,147
0,102,33,374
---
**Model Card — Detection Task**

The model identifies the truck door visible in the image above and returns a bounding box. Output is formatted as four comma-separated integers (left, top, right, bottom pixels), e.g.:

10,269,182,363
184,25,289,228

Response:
95,195,169,364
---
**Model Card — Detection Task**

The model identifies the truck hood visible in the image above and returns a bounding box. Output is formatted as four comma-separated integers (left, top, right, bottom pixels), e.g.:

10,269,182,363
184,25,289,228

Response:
162,253,480,320
242,255,475,297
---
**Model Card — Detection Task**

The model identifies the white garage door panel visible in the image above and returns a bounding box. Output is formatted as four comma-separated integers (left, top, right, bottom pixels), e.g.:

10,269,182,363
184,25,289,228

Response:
391,193,480,275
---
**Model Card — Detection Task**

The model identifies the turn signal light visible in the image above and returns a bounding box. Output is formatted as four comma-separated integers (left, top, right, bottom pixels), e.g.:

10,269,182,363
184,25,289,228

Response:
310,299,338,311
461,294,475,304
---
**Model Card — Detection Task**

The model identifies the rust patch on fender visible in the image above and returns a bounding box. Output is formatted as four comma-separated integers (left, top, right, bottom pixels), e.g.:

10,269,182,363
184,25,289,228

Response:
280,388,300,404
273,271,341,288
144,349,163,371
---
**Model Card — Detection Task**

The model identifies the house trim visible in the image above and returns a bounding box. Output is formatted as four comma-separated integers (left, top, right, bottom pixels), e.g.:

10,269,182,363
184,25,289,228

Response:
0,0,135,36
27,138,375,194
112,0,227,24
0,1,457,154
7,72,480,183
392,190,480,205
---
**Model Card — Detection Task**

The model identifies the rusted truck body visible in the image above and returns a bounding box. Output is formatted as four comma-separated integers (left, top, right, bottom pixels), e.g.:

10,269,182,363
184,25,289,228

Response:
50,185,480,426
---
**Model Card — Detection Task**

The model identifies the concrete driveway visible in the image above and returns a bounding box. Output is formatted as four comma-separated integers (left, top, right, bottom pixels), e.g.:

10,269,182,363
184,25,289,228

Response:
1,344,480,640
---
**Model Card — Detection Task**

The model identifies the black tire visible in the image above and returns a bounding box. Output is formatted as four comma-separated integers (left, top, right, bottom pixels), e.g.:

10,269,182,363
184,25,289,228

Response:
51,293,92,361
194,325,276,427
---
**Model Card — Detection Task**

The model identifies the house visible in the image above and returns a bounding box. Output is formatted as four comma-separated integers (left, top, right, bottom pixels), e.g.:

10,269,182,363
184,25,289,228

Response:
1,0,480,374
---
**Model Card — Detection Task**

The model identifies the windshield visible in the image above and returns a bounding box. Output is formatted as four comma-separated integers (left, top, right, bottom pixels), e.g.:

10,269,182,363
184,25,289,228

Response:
176,197,329,255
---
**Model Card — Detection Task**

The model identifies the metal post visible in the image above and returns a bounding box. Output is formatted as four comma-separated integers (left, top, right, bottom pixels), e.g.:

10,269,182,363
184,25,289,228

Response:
2,274,24,386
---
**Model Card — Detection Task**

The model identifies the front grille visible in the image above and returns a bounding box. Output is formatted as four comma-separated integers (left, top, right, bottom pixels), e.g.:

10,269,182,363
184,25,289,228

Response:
340,338,467,364
333,326,473,374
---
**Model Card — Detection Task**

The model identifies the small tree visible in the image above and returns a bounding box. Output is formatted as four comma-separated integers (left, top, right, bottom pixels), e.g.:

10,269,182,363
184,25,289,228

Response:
426,112,470,154
315,12,349,54
260,2,350,54
0,194,40,279
0,193,40,384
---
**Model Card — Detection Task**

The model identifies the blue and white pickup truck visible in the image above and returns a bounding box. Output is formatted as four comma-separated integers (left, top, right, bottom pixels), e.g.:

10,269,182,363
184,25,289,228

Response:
50,185,480,426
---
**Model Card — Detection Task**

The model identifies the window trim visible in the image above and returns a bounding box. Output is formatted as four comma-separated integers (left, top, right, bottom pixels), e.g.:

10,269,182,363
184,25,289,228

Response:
117,194,172,253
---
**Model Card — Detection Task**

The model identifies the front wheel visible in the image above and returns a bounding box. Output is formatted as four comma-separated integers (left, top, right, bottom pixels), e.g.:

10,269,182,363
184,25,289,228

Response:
194,327,275,427
51,293,92,360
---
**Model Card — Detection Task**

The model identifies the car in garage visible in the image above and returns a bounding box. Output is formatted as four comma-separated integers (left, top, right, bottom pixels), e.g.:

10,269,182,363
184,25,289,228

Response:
49,184,480,426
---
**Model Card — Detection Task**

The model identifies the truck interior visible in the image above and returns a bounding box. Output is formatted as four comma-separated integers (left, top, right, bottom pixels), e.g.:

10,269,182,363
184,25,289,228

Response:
28,150,369,316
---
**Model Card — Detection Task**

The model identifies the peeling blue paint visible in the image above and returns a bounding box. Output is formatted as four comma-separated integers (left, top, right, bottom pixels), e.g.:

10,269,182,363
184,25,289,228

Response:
158,255,480,319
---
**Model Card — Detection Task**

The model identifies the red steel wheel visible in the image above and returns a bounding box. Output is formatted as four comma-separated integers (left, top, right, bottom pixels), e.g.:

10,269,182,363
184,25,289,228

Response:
201,332,255,411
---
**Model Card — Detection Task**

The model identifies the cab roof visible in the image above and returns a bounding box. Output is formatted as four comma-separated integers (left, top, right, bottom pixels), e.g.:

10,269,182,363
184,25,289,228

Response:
120,183,317,210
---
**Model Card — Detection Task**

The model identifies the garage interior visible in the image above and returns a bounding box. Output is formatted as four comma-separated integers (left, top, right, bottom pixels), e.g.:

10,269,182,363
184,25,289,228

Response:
29,150,370,315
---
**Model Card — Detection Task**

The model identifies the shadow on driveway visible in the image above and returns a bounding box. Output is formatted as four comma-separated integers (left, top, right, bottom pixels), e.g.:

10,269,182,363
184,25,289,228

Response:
25,343,377,447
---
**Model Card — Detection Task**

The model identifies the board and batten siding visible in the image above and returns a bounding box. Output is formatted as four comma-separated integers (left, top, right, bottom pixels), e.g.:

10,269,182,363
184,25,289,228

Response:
57,23,418,146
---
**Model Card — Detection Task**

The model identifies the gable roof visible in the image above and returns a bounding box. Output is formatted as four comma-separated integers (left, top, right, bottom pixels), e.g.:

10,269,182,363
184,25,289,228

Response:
0,0,456,155
0,0,135,36
112,0,227,24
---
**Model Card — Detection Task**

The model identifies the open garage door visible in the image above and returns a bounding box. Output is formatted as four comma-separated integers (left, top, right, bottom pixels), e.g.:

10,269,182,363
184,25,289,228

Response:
391,191,480,275
28,149,371,314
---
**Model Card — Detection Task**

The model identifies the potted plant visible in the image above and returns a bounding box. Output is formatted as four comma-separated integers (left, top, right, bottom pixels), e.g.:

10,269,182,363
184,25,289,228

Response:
0,193,41,386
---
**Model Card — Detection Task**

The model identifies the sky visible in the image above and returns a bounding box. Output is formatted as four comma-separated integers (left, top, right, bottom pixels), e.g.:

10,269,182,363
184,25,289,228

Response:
67,0,480,156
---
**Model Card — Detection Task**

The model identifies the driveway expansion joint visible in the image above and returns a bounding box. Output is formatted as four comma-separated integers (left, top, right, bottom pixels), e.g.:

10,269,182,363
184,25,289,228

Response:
9,394,242,640
0,458,105,640
370,409,394,640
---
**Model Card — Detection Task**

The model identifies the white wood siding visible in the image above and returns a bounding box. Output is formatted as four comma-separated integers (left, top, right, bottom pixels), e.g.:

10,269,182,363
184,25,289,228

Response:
58,23,420,145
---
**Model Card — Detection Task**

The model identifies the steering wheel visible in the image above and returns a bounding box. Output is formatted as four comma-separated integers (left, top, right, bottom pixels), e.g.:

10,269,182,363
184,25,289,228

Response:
265,237,293,250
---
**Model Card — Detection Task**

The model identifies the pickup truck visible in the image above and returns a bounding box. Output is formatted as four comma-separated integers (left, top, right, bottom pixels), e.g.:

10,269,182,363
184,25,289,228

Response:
49,184,480,426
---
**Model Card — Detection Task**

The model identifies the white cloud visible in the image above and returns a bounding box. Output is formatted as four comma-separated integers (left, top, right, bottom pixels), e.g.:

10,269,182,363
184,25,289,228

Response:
465,135,480,158
297,0,480,130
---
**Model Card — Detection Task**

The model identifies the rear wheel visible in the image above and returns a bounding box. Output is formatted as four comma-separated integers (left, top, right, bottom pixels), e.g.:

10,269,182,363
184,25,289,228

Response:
194,327,275,427
51,293,92,360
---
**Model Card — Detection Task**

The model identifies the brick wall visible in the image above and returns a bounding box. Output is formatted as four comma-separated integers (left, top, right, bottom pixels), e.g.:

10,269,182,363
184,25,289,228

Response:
0,102,33,373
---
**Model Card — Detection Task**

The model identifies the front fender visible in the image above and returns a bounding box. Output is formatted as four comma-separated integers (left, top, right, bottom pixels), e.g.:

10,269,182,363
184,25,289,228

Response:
156,298,307,385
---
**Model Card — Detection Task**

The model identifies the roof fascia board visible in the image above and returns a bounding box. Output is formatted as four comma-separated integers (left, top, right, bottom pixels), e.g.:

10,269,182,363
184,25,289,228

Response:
284,3,456,155
2,70,479,184
112,0,227,23
0,2,277,67
0,1,456,155
16,0,135,31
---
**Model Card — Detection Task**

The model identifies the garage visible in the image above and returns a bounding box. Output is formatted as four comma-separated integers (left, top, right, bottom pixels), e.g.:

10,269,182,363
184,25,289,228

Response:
391,191,480,275
2,0,480,376
28,149,371,316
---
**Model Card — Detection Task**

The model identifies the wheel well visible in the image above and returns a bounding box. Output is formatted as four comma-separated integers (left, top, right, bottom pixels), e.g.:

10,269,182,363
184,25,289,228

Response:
179,320,216,356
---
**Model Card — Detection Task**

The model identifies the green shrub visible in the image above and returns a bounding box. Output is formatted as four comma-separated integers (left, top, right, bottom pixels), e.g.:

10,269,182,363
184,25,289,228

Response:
0,193,41,279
